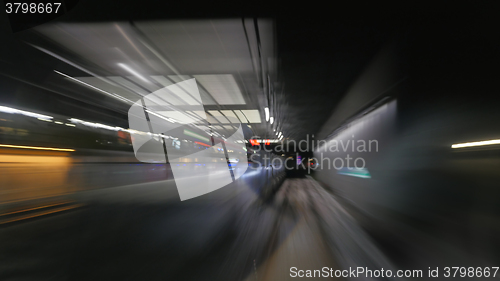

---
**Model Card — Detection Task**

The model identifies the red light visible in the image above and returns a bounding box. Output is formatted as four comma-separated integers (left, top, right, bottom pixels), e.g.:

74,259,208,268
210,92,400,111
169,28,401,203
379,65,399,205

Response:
195,141,211,147
250,139,260,146
265,140,270,145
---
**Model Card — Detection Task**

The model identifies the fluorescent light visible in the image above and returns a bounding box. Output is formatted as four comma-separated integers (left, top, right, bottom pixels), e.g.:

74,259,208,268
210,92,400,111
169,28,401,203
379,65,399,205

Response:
69,118,122,131
117,63,148,83
240,110,262,123
38,118,52,122
0,105,53,120
452,139,500,149
264,107,269,122
234,110,249,123
208,110,230,123
167,82,201,106
193,74,245,105
270,117,274,124
278,132,282,137
54,121,63,124
65,123,76,127
0,144,75,152
220,110,239,123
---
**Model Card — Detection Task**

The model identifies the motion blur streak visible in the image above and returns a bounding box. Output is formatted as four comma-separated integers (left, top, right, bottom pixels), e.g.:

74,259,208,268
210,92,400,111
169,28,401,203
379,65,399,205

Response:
0,152,72,203
54,70,133,103
0,144,75,152
451,139,500,149
1,3,500,281
0,105,53,119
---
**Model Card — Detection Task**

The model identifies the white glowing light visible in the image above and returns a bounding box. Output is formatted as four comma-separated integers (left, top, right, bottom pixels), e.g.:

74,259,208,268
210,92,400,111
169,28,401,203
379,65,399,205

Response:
451,139,500,149
69,118,121,131
270,117,274,124
117,63,149,83
0,105,53,120
264,107,269,122
66,117,152,135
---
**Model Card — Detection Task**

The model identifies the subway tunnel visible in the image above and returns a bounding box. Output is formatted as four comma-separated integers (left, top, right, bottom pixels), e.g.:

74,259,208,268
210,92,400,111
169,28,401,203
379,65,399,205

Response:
1,2,500,280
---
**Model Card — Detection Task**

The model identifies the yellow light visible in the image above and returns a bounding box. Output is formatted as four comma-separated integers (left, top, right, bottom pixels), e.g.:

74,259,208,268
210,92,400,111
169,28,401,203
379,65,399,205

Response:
451,139,500,149
0,144,75,152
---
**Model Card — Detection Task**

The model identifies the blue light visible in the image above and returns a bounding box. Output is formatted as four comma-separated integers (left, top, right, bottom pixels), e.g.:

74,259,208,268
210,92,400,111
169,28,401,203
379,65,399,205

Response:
337,167,371,178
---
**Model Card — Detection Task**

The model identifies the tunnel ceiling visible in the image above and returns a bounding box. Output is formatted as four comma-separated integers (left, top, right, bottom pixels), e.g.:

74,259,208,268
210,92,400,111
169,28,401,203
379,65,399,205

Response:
1,1,491,141
275,16,397,140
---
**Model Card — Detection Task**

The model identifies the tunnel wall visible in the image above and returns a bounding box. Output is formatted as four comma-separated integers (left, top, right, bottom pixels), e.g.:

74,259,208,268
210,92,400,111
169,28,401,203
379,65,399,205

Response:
312,24,500,265
313,100,398,215
316,42,406,140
